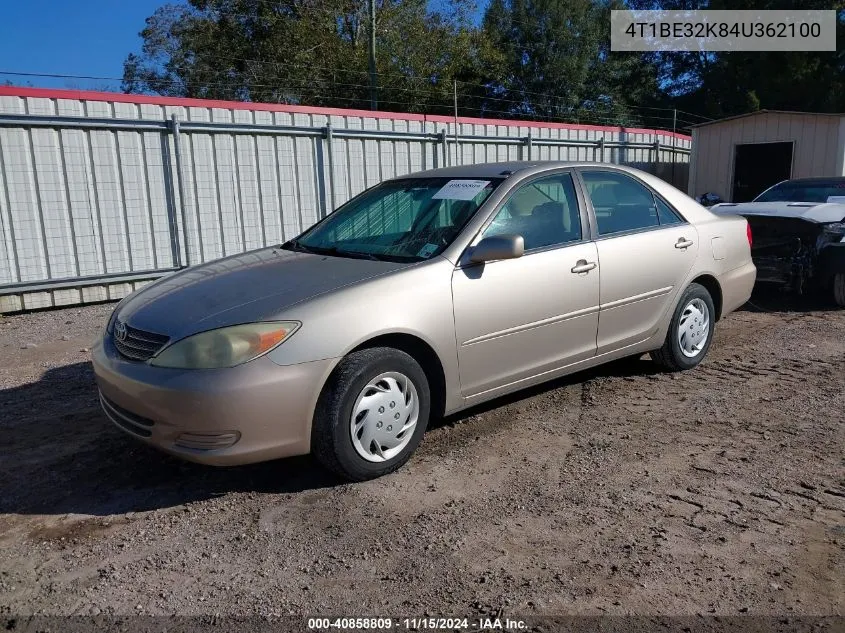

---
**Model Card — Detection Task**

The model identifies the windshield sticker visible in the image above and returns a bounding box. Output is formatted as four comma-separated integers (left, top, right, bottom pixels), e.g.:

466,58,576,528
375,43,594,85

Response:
417,243,439,258
826,196,845,203
432,179,491,201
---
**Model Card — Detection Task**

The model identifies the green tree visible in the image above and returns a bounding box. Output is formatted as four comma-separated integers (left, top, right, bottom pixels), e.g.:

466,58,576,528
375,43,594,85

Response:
481,0,661,126
122,0,501,114
629,0,845,118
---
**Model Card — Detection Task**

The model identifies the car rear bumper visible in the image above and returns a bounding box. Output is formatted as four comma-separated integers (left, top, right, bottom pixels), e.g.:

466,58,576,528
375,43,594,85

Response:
720,260,757,316
92,336,336,466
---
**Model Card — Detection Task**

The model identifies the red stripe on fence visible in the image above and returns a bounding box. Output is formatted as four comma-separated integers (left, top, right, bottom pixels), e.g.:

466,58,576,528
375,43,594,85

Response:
0,86,691,141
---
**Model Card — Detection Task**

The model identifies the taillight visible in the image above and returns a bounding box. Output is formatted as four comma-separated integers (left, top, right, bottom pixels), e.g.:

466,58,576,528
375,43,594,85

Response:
746,221,753,248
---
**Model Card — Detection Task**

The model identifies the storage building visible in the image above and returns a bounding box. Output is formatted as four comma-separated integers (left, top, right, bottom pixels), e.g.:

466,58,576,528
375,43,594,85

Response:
688,110,845,202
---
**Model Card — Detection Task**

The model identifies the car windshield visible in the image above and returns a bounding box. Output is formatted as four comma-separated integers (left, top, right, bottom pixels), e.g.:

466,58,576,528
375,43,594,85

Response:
284,177,502,261
754,180,845,203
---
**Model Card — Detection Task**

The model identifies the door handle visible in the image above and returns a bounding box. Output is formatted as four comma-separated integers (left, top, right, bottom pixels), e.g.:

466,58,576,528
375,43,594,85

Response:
675,237,694,249
571,259,597,274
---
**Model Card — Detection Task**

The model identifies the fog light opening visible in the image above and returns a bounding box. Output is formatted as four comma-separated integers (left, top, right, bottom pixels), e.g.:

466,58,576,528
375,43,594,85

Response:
175,432,241,451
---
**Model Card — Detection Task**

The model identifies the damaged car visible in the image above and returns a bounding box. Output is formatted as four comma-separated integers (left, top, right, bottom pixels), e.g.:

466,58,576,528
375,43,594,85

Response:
710,177,845,306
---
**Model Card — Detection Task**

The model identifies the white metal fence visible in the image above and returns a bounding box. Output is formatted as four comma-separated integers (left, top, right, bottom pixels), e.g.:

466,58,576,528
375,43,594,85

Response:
0,88,690,312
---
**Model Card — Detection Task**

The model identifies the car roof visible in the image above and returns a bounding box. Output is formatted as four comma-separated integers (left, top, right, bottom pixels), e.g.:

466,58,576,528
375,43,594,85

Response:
392,161,625,180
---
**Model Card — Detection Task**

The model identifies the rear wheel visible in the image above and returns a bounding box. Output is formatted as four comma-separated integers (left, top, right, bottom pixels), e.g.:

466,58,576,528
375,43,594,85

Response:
833,273,845,307
650,283,716,372
312,347,430,481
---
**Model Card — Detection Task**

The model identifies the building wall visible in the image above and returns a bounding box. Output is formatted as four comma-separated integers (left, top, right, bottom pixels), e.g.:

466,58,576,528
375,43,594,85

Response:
689,112,845,200
0,87,690,313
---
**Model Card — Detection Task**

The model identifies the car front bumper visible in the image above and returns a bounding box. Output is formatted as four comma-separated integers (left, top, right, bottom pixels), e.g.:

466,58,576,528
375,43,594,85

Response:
92,336,337,466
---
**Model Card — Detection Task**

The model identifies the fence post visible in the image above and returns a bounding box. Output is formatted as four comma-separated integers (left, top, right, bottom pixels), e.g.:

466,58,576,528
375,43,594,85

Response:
169,114,190,267
325,123,336,213
439,129,448,167
597,137,605,163
315,126,330,218
524,131,533,161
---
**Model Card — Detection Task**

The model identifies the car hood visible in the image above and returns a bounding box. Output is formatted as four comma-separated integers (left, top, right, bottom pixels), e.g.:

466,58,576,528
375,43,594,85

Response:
116,247,410,341
710,201,845,224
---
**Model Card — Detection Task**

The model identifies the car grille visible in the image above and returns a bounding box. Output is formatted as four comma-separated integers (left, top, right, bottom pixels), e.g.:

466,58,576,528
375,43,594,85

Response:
99,392,156,438
113,322,169,362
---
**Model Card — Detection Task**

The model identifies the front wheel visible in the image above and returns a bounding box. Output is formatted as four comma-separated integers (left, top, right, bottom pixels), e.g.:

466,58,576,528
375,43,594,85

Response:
650,283,716,372
312,347,430,481
833,272,845,307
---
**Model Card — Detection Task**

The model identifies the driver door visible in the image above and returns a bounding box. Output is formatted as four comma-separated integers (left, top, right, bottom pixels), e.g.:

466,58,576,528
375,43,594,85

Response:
451,172,600,398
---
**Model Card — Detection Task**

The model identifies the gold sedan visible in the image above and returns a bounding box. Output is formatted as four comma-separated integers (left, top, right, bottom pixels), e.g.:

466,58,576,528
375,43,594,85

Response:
93,162,756,480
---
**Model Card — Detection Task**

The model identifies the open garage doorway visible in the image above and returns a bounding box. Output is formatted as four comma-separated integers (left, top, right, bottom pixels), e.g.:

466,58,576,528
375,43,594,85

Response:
732,142,793,202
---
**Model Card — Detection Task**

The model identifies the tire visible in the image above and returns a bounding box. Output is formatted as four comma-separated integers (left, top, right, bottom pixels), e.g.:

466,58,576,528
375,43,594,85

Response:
312,347,430,481
650,283,716,372
833,273,845,308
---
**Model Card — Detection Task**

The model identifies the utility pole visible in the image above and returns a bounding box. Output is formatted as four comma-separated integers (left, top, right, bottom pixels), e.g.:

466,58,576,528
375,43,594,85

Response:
671,108,677,186
368,0,377,110
453,80,460,165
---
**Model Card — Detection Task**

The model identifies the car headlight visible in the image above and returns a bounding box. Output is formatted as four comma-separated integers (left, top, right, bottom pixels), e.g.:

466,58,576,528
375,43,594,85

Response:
149,321,300,369
822,222,845,239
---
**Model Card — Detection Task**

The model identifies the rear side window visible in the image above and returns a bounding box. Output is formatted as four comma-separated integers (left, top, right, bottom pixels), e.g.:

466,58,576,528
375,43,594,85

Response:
582,171,675,235
656,197,683,225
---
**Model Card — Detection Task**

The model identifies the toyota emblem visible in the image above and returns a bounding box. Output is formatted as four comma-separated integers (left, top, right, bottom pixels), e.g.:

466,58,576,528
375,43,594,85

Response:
114,320,128,342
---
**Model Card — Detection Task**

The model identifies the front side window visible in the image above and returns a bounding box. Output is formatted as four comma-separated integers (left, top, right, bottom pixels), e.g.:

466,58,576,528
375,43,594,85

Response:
481,173,582,250
582,171,662,236
287,177,502,261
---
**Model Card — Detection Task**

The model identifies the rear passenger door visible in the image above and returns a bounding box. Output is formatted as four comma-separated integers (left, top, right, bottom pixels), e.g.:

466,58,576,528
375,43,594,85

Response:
577,169,699,354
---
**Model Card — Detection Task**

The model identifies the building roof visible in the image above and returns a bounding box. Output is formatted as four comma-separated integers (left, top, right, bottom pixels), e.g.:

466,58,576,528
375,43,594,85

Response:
691,109,845,128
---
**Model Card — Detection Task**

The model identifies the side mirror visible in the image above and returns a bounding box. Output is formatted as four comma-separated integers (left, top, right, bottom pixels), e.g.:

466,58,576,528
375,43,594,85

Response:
470,234,525,264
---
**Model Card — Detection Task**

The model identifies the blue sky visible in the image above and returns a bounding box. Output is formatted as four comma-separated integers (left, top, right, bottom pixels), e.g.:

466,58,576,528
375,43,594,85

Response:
0,1,169,91
0,0,488,92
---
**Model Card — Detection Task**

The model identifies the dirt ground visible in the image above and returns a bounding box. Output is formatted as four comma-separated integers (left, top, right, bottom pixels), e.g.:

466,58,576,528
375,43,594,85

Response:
0,292,843,623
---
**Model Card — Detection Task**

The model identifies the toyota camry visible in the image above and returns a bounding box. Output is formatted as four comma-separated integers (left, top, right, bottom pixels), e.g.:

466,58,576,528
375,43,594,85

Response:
93,162,756,481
